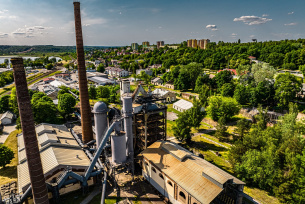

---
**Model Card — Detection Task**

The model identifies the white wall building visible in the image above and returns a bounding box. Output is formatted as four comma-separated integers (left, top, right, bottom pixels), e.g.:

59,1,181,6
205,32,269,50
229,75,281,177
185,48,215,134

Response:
0,111,14,125
108,67,129,77
173,99,193,112
141,141,245,204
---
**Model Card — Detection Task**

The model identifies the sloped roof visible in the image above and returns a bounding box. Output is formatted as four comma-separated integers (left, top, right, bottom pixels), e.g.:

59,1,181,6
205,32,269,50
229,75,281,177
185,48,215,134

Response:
141,141,245,204
173,99,193,110
0,111,14,120
17,123,90,193
152,88,168,97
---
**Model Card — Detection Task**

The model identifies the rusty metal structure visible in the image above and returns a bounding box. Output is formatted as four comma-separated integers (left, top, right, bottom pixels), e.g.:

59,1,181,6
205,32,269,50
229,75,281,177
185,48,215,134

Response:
11,58,49,204
73,1,93,143
132,96,167,155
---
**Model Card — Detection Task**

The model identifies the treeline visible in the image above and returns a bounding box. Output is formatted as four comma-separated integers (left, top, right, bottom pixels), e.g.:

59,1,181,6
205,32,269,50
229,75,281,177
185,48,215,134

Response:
88,85,120,104
89,39,305,70
0,45,104,55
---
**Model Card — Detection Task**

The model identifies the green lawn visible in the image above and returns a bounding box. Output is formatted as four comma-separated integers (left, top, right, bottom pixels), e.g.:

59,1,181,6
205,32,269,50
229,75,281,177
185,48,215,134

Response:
0,130,21,186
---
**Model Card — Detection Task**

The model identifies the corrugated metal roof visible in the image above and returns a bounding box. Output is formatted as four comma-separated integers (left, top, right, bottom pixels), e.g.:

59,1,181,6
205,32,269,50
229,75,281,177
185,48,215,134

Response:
141,141,245,204
173,99,193,110
152,88,169,97
0,111,14,120
17,123,91,193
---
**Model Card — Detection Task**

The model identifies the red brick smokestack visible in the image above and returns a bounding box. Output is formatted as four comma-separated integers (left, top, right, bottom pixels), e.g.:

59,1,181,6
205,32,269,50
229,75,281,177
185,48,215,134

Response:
73,1,93,143
11,58,49,204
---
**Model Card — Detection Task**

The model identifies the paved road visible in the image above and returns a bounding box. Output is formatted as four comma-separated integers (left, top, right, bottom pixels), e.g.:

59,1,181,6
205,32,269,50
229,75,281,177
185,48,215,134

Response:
0,123,16,144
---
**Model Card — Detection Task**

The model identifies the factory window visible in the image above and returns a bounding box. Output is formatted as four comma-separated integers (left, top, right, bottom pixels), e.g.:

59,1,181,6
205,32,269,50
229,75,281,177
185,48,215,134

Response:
152,167,156,173
159,173,164,180
167,181,173,187
179,191,186,201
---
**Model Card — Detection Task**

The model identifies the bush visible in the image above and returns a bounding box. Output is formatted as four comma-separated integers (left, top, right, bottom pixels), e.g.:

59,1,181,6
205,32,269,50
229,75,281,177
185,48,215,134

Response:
206,95,241,121
0,145,14,168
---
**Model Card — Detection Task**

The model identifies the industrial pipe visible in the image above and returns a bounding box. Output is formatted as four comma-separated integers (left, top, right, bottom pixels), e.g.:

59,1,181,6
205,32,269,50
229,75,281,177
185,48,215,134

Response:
100,172,107,204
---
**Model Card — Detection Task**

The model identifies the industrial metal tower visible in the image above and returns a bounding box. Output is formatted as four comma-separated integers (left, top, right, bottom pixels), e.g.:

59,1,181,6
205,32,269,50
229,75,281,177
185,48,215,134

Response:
73,1,93,143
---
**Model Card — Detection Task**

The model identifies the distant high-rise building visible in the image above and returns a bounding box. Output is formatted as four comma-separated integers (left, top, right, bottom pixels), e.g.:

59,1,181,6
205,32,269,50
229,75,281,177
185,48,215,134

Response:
187,39,198,48
157,41,164,49
131,43,139,50
198,39,210,49
142,41,150,48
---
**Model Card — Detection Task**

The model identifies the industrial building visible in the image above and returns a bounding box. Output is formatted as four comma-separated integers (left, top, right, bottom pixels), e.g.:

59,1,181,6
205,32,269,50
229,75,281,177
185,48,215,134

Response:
141,141,245,204
17,124,94,197
1,2,246,204
88,76,115,86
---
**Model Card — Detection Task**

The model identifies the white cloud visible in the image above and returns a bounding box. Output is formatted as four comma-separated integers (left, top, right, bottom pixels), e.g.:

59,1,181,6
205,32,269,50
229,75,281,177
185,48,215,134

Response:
233,15,272,25
288,11,294,15
250,35,255,38
232,33,237,36
262,14,269,17
0,33,8,38
206,24,218,31
83,18,107,26
12,28,26,35
284,22,297,26
151,8,161,14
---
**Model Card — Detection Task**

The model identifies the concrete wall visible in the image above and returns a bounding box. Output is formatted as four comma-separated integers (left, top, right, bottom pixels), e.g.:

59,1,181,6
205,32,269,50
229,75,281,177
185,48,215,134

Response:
1,118,12,125
142,158,201,204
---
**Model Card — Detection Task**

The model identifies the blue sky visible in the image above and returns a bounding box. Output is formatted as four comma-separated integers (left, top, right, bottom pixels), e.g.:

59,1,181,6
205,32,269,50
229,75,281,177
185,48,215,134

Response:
0,0,304,46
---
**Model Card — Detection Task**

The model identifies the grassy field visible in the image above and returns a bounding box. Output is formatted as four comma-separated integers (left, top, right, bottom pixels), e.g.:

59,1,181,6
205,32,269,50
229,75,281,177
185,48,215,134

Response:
0,130,21,186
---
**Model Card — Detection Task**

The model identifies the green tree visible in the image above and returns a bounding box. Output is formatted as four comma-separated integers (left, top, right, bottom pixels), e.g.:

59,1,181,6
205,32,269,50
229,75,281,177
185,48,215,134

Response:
31,92,57,124
220,83,235,97
0,145,14,168
215,116,229,140
274,73,302,109
58,93,76,119
0,95,10,113
206,95,241,121
198,84,210,107
172,111,192,143
252,63,276,84
188,100,205,129
233,84,249,105
97,64,105,73
88,86,97,99
97,86,110,98
234,118,251,139
45,63,54,70
214,70,233,90
9,88,19,116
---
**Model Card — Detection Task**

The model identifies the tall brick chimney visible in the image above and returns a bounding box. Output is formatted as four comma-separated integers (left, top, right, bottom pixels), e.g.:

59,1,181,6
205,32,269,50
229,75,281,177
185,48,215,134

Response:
73,1,93,143
11,58,49,204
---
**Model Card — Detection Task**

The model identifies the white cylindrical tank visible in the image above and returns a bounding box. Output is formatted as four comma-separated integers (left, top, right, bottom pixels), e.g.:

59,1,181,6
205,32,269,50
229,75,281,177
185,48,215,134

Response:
92,101,108,146
111,132,127,164
122,97,133,159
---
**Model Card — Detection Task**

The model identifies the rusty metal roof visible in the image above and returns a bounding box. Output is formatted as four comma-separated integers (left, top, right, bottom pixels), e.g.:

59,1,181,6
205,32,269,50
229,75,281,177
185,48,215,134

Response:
141,141,245,204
